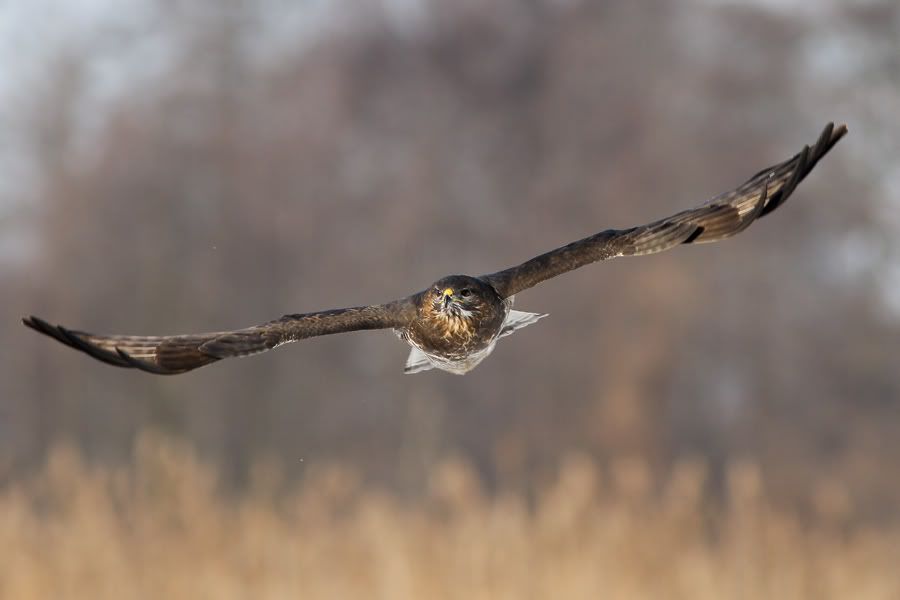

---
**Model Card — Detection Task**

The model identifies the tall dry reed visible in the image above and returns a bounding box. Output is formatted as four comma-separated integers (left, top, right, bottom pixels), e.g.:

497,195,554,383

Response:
1,433,897,599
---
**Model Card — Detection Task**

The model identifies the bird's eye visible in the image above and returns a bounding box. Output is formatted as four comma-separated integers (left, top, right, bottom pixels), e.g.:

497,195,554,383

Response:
460,288,472,298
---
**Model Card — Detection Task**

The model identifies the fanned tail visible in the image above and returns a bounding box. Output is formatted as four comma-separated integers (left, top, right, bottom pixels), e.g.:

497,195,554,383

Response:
404,347,435,374
499,310,548,338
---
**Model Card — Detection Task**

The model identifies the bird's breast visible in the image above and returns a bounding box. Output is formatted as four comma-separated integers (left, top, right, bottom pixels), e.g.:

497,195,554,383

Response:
405,305,505,360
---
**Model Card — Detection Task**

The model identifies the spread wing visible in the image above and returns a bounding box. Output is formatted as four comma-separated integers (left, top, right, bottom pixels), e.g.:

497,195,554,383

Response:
482,122,848,299
23,299,417,375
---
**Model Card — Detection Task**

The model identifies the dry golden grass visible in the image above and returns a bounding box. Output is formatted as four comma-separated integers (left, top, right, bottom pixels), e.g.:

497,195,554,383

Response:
1,434,898,600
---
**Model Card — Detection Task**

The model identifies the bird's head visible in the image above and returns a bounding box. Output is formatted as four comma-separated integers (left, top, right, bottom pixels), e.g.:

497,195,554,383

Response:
427,275,494,319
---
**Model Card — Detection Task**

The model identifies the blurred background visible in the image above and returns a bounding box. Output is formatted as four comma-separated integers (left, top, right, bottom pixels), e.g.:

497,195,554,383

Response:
1,0,899,596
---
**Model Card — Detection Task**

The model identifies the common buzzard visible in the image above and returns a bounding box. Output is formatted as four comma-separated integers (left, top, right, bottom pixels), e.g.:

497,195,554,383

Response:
24,122,847,375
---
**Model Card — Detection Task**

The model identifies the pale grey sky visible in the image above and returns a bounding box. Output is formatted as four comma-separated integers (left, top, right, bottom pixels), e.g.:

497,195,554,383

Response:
1,0,897,311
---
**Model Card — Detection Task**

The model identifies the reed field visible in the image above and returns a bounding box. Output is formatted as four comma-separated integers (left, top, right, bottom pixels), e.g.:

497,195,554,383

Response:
1,433,897,600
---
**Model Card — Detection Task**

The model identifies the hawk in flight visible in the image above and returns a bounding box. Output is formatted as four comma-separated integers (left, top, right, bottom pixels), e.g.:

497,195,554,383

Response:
25,123,847,375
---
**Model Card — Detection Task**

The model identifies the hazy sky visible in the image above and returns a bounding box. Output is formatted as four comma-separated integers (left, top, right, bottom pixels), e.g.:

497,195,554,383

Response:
0,0,866,199
2,0,897,308
1,0,160,201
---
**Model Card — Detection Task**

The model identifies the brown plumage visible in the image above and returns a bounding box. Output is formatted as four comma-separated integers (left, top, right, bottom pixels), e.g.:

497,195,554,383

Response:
24,304,414,375
482,122,847,298
24,122,847,375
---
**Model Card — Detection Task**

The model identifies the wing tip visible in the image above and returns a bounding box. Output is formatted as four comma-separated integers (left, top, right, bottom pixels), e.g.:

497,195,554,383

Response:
832,122,849,138
757,121,846,218
23,315,77,348
24,314,135,369
25,314,221,375
816,121,849,160
23,314,48,332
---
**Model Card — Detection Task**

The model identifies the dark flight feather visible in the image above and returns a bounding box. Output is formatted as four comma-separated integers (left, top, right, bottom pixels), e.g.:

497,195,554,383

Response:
482,123,847,298
23,301,415,375
24,122,847,376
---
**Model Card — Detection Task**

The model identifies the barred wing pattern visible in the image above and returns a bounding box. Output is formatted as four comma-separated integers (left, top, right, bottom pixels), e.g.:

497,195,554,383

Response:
23,122,847,377
482,123,847,299
23,300,416,375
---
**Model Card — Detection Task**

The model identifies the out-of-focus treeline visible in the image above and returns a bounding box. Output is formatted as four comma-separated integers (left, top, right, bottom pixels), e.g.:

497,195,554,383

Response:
2,0,899,517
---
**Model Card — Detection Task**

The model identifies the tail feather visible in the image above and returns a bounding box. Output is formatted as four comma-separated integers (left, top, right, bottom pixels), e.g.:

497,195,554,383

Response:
404,347,435,374
499,310,548,338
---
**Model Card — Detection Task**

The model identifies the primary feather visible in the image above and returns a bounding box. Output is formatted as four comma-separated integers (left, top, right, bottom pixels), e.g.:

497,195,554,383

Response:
482,123,847,298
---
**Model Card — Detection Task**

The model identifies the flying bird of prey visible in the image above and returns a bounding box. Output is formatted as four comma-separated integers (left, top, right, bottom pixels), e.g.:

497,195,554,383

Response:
24,122,847,375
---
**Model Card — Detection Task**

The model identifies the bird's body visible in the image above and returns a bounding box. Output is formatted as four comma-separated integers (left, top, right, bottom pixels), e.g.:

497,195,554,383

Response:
400,275,510,374
394,274,547,374
24,123,848,376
